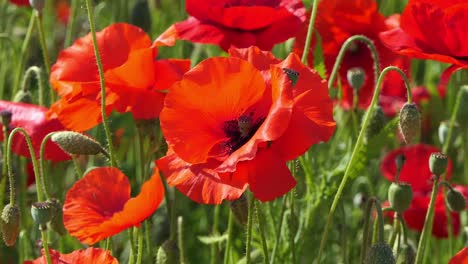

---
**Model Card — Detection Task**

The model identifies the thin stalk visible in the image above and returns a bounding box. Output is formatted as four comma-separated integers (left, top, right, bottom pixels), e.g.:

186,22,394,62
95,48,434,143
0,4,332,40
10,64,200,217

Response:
442,86,464,154
13,13,35,94
211,205,221,264
178,216,186,264
33,11,51,75
245,194,255,264
270,195,288,264
396,214,408,245
136,228,143,264
40,229,52,264
289,192,296,264
316,66,411,263
128,229,136,264
83,0,117,167
360,201,373,264
71,155,83,179
39,133,56,200
20,66,45,106
300,0,319,65
64,0,80,48
223,211,234,264
339,204,347,264
255,201,270,264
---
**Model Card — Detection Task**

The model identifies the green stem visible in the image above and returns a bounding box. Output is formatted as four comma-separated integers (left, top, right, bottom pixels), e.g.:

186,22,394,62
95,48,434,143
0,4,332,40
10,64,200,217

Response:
223,212,234,264
339,204,347,264
178,216,186,264
414,177,440,264
300,0,319,65
289,193,296,264
396,213,408,245
211,205,220,264
39,133,56,200
128,229,136,264
270,195,288,264
136,227,143,264
33,11,51,76
83,0,117,168
245,194,255,264
40,229,52,264
360,201,373,264
20,66,45,106
71,155,83,179
64,0,80,48
13,13,35,94
255,201,270,264
316,66,409,263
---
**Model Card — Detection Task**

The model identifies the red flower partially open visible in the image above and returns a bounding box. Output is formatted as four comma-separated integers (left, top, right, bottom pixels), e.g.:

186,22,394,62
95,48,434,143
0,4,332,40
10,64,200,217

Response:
294,0,409,110
24,248,118,264
48,23,190,132
157,46,335,204
63,166,164,245
0,100,70,161
449,247,468,264
381,144,452,193
157,0,306,51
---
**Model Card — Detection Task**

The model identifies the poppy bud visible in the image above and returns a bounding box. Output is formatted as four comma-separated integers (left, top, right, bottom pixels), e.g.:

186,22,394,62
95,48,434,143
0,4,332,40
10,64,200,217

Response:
347,67,366,92
156,240,179,264
0,110,12,128
51,131,109,157
365,242,396,264
446,189,466,212
388,183,413,213
429,152,448,176
47,199,67,236
396,243,416,264
130,0,152,33
398,102,420,144
438,121,459,146
395,154,406,174
364,105,386,140
13,90,33,104
29,0,45,12
1,204,20,246
31,201,53,229
229,194,248,226
456,85,468,127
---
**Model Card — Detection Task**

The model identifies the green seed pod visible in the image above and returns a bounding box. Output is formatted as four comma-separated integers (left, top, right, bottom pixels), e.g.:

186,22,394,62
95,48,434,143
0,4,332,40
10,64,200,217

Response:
438,121,459,146
364,105,386,140
1,204,20,246
51,131,109,157
130,0,152,33
31,202,53,228
156,240,179,264
388,183,413,213
47,199,67,236
446,189,466,212
229,195,248,226
398,102,421,144
429,152,448,176
347,67,366,92
456,85,468,127
13,90,33,104
396,243,416,264
365,242,396,264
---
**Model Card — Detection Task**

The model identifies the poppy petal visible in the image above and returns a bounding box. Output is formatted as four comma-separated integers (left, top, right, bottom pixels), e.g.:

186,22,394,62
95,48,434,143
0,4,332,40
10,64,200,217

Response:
449,247,468,264
24,248,118,264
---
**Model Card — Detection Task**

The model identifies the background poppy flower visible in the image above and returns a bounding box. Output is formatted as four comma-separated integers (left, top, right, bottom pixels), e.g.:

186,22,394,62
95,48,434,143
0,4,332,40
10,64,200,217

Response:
380,144,452,193
48,23,191,132
449,247,468,264
0,100,70,161
9,0,29,6
294,0,409,110
63,166,164,245
157,47,335,204
157,0,306,51
24,248,118,264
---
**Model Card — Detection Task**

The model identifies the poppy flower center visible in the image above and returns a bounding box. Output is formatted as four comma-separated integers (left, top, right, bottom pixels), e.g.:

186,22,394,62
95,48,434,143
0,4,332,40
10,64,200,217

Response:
223,113,264,153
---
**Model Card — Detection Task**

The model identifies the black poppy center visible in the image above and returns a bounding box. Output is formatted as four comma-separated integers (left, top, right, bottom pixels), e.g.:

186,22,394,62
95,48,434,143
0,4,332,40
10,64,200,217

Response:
223,113,264,153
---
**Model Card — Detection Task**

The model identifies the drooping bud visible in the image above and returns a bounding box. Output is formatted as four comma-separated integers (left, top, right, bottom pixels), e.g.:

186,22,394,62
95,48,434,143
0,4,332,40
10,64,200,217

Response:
429,152,448,176
456,85,468,127
51,131,109,158
396,243,416,264
364,105,386,140
347,67,366,92
1,204,20,246
0,110,12,128
446,189,466,212
398,102,421,144
47,199,67,236
229,194,248,226
31,202,53,229
29,0,45,12
365,242,396,264
156,240,180,264
388,183,413,213
13,90,33,104
438,121,459,146
130,0,152,33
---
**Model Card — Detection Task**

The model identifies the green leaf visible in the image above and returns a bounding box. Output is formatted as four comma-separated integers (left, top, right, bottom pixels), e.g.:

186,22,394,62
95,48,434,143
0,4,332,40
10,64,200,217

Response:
197,233,228,245
313,31,327,79
366,117,399,158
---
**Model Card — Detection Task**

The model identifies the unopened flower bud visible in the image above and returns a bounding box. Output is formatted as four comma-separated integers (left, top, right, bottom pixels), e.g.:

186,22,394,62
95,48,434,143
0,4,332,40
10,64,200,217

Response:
1,204,20,246
396,243,416,264
438,121,459,146
229,194,248,226
429,152,448,176
51,131,109,158
398,102,420,144
0,110,12,128
365,242,396,264
130,0,152,33
347,67,366,92
446,189,466,212
156,240,179,264
13,90,33,104
47,199,67,236
31,202,53,228
364,105,386,140
388,183,413,213
29,0,45,12
456,85,468,127
395,154,406,174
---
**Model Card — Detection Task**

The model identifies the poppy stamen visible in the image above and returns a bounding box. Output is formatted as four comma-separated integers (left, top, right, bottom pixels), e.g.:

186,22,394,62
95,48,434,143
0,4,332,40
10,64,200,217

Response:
223,114,264,153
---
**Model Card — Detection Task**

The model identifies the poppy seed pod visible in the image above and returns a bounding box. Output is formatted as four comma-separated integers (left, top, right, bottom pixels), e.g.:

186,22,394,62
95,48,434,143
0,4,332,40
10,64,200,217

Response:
51,131,109,157
365,242,396,264
29,0,45,11
364,105,386,140
399,102,420,144
396,243,416,264
13,90,33,104
429,152,448,176
156,240,179,264
229,195,248,226
1,204,20,246
47,199,67,236
388,183,413,213
456,85,468,127
438,121,459,146
347,67,366,92
31,201,53,228
446,189,466,212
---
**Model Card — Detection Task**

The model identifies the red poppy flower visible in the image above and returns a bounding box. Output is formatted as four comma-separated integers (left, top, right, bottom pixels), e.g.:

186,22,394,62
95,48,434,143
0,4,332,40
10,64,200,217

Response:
0,100,70,161
24,248,118,264
48,23,191,132
9,0,29,6
381,144,453,193
294,0,408,110
63,166,164,245
157,46,335,204
156,0,306,51
55,0,70,25
449,247,468,264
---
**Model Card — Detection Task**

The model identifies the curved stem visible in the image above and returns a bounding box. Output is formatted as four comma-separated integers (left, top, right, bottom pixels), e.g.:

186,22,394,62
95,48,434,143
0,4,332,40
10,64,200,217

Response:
83,0,117,168
13,13,35,94
300,0,319,65
316,66,409,263
39,133,56,200
223,212,234,264
20,66,45,106
245,194,255,264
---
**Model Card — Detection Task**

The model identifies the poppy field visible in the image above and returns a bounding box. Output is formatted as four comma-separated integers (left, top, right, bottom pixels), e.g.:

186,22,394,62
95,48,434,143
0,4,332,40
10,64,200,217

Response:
0,0,468,263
